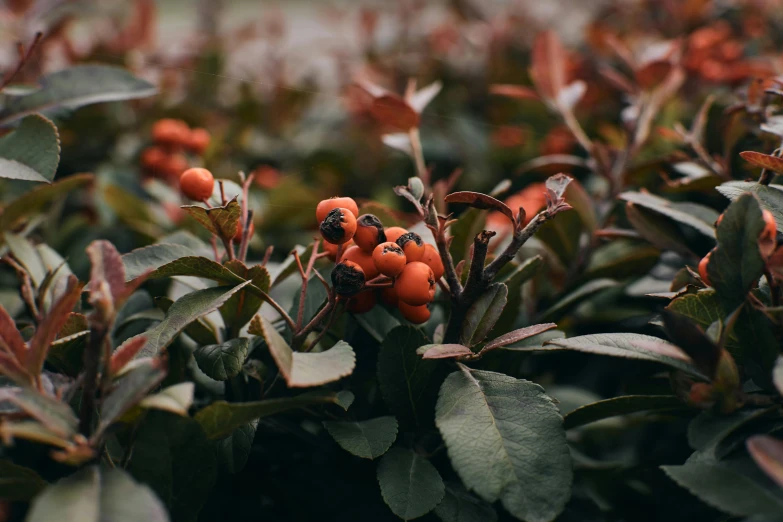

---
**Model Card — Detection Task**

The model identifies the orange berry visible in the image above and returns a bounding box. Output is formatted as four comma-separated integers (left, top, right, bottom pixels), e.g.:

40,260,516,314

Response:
186,128,211,155
398,301,431,324
395,261,436,306
163,153,189,179
316,197,359,222
179,167,215,201
141,146,167,171
234,219,255,242
322,239,353,261
698,251,713,286
380,286,399,306
320,208,357,245
354,214,387,253
396,232,425,262
384,226,408,244
152,118,190,146
420,244,444,280
760,209,777,259
253,165,282,190
372,242,407,277
342,245,380,280
347,290,376,314
331,260,365,297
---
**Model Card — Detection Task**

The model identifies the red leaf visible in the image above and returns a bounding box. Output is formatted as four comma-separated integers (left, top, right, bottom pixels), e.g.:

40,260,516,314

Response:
530,30,566,101
634,60,673,90
26,275,83,376
483,323,558,352
87,240,127,307
444,191,514,222
489,84,541,101
0,304,26,362
740,151,783,173
420,344,474,360
747,435,783,488
369,94,419,131
109,335,148,375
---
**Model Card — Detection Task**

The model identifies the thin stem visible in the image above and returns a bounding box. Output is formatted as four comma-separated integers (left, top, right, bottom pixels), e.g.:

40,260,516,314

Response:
247,286,296,331
462,231,495,301
0,32,42,92
80,324,108,436
305,301,343,353
483,211,551,282
261,245,274,266
409,127,429,187
210,237,221,262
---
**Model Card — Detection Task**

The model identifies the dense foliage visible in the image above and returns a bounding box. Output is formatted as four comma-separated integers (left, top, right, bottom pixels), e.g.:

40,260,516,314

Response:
1,1,783,521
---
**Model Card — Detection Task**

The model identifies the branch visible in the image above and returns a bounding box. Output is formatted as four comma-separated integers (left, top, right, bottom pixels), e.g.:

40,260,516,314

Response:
462,231,495,301
483,210,553,282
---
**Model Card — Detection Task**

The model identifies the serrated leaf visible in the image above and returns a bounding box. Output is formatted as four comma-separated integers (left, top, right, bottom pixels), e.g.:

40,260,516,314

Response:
194,338,249,381
619,191,717,238
128,411,213,522
0,459,46,501
434,483,497,522
250,315,355,388
435,365,571,522
0,173,93,234
182,197,240,238
707,194,767,306
563,395,684,430
663,459,783,517
121,244,199,281
215,422,257,474
542,333,706,378
377,447,445,520
0,114,59,182
194,392,338,440
323,416,398,459
0,65,156,124
220,262,271,332
461,283,507,346
118,283,250,359
377,326,440,426
716,181,783,231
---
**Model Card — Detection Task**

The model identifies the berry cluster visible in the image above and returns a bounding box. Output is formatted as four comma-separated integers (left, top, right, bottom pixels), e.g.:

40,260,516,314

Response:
316,197,444,324
140,119,211,182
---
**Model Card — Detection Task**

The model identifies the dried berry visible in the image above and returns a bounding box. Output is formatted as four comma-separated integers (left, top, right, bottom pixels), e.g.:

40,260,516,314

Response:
331,260,366,297
395,232,425,262
319,208,357,245
354,214,387,253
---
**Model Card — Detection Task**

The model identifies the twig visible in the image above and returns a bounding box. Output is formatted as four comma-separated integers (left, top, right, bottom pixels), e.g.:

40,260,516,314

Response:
0,32,43,91
261,245,274,266
79,324,108,436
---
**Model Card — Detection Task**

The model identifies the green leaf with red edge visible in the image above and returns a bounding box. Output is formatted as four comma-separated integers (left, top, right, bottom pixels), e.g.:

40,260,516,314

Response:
109,336,148,376
0,114,59,183
740,151,783,173
619,191,717,238
483,323,558,352
181,197,240,239
416,344,474,360
0,387,78,438
0,173,94,235
26,275,82,376
445,192,514,222
248,314,355,388
747,435,783,488
706,194,767,308
716,181,783,231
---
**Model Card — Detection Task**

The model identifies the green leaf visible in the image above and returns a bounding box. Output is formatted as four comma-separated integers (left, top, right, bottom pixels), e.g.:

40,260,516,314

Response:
0,459,46,501
434,483,497,522
0,114,59,182
118,282,250,359
688,407,778,453
377,326,440,426
250,315,355,388
666,290,726,331
416,344,474,360
435,366,571,522
181,197,240,238
619,191,717,238
323,416,398,459
449,208,486,262
542,333,707,378
376,447,445,520
716,181,783,231
494,255,544,333
663,459,783,516
215,422,257,474
154,297,218,346
194,392,338,440
707,194,767,307
355,305,401,343
583,240,660,281
121,244,198,281
460,283,507,346
5,232,47,286
0,65,156,124
0,173,93,234
536,209,583,265
539,278,620,320
2,388,78,438
26,466,169,522
139,382,194,416
97,357,167,436
483,323,558,352
194,338,249,381
626,202,693,255
563,395,684,430
220,262,271,332
128,411,214,522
